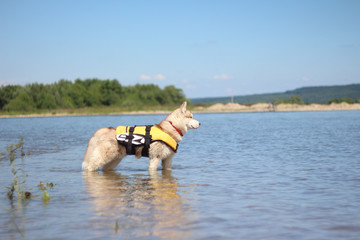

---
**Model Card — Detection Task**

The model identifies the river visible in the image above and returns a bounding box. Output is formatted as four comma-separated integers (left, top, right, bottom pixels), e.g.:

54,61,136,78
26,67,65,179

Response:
1,111,360,239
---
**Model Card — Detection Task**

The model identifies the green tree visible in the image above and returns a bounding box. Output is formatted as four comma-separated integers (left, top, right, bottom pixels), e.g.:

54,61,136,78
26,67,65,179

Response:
68,82,87,108
120,85,142,107
1,79,190,112
289,95,304,105
3,89,35,111
272,95,304,105
28,83,57,109
55,79,75,108
328,98,340,104
163,85,187,105
341,97,354,104
135,84,163,106
0,85,23,109
100,79,123,106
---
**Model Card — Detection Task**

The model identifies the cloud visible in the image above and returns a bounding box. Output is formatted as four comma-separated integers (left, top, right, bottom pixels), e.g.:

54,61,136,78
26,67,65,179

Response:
213,74,233,80
139,74,166,81
154,74,166,80
301,76,310,81
139,74,152,80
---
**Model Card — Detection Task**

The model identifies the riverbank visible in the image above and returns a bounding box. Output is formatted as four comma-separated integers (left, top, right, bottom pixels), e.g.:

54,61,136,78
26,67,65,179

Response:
195,102,360,113
1,102,359,118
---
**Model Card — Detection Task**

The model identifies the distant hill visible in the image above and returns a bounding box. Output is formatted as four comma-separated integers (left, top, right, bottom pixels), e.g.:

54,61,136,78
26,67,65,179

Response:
191,84,360,104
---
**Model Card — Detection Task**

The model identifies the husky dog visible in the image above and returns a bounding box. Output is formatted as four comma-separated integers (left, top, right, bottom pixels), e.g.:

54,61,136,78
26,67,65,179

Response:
82,102,200,171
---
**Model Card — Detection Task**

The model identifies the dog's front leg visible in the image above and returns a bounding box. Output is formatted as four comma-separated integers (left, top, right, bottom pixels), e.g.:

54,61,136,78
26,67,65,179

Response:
149,157,161,171
161,156,173,170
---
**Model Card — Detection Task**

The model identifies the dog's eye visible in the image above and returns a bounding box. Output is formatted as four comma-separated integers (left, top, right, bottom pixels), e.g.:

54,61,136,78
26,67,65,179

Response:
185,111,193,118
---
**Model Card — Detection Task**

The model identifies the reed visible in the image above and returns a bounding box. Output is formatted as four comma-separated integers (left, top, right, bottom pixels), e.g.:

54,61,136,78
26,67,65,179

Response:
6,137,31,202
5,138,28,239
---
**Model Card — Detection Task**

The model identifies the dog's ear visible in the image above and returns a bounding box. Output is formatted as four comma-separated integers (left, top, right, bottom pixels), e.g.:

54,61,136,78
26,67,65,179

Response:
180,101,187,114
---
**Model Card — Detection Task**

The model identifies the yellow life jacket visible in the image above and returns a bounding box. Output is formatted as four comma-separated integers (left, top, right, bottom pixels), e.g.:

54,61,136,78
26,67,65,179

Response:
115,125,178,157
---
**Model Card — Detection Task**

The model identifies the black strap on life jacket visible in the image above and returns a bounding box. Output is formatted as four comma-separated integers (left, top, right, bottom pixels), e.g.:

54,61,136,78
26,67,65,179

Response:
141,125,152,157
126,126,135,155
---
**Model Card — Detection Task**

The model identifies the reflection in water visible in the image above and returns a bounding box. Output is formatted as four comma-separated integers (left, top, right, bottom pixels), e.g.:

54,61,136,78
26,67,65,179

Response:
83,170,195,239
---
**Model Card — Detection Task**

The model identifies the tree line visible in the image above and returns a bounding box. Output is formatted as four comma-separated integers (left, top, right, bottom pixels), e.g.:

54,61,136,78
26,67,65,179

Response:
0,79,188,112
191,84,360,105
272,95,360,105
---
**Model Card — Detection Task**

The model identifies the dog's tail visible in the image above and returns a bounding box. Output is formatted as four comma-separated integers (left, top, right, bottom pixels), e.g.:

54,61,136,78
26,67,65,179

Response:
82,161,89,171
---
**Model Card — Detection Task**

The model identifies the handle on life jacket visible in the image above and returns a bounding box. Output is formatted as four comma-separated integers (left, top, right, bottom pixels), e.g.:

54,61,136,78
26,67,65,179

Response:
126,127,135,155
141,125,152,157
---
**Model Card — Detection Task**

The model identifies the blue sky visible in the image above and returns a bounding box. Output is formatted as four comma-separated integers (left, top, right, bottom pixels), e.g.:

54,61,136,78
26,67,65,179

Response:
1,0,359,98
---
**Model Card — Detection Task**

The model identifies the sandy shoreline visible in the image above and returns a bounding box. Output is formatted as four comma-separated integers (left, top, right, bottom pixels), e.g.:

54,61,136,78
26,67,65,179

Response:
1,102,359,118
196,102,360,113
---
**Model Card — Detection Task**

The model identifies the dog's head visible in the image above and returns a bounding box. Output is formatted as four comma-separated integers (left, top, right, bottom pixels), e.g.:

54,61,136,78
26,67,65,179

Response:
165,102,200,137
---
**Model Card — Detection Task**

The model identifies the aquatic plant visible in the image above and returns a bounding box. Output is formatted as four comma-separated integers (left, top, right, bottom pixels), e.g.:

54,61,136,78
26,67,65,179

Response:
5,137,29,239
5,138,55,204
38,181,54,202
6,137,31,202
4,138,56,238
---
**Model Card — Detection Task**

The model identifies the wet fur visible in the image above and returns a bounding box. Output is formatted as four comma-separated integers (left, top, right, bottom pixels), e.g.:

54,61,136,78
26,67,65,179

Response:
82,102,200,171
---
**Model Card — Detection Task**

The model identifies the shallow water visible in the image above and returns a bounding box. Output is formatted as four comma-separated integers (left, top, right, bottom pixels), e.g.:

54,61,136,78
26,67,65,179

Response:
1,111,360,239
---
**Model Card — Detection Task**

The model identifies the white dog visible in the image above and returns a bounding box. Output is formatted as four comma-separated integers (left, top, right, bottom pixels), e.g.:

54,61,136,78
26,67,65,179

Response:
82,102,200,171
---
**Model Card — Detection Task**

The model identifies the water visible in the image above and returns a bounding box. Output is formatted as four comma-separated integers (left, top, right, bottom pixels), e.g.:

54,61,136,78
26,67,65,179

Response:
1,111,360,239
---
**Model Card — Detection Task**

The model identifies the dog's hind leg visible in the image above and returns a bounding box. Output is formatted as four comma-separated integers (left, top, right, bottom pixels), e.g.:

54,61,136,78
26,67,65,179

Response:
83,127,124,171
102,158,122,171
